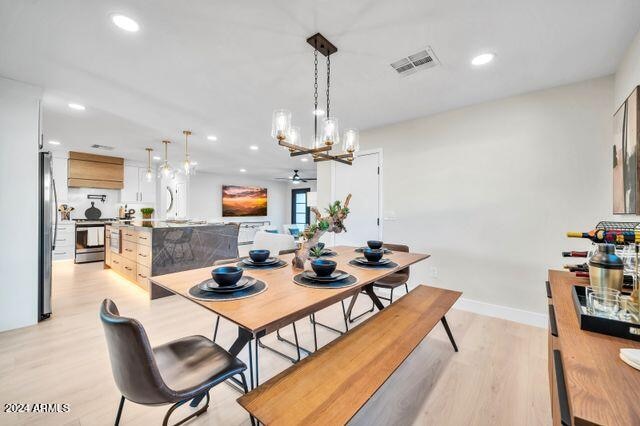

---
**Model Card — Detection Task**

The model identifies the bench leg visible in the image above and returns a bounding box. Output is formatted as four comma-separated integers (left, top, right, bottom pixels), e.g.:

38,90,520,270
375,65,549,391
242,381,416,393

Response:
440,316,458,352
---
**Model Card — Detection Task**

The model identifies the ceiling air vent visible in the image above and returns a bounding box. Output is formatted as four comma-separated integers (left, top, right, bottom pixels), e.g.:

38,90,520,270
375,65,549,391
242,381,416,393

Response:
90,144,114,151
390,46,440,76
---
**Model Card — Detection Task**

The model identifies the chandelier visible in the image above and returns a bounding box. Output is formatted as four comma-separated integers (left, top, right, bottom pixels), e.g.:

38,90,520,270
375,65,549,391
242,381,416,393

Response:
271,33,359,165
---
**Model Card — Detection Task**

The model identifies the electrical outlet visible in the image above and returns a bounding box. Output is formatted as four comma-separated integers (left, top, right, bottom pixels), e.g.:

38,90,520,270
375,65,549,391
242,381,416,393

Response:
431,267,438,278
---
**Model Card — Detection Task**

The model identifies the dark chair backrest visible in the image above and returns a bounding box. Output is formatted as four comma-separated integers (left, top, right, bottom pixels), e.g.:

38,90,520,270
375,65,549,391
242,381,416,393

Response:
278,248,296,255
100,299,171,405
383,243,410,278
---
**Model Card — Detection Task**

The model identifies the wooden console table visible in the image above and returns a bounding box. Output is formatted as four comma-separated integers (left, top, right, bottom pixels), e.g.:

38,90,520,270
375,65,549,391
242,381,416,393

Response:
547,270,640,425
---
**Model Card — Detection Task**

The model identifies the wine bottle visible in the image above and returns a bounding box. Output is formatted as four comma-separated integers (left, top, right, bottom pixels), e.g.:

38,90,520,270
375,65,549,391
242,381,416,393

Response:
566,230,640,245
562,251,588,258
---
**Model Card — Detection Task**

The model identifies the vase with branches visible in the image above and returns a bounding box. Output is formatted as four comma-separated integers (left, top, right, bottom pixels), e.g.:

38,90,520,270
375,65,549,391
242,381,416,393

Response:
292,193,352,269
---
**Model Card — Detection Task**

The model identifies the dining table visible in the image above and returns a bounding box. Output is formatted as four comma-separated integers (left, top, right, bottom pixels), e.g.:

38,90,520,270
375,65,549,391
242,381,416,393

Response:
149,245,430,395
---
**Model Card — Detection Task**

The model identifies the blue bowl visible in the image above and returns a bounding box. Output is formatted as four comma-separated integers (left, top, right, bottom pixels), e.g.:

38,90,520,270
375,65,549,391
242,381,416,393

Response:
311,259,337,277
249,249,270,263
367,240,383,250
363,248,383,262
211,266,244,287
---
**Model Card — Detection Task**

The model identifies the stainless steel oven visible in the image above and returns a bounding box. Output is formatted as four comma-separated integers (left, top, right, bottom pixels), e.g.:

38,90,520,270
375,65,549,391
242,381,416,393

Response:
75,223,105,263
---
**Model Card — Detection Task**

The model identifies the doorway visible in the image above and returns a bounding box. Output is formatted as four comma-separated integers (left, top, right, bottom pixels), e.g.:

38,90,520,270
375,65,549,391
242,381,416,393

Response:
291,188,310,225
333,151,382,246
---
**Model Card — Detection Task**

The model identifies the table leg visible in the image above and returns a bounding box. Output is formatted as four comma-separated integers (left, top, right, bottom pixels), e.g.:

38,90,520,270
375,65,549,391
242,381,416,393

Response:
363,284,385,311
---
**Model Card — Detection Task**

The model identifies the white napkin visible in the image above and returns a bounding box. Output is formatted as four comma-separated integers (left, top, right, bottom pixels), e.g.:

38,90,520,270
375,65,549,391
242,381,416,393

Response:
620,348,640,371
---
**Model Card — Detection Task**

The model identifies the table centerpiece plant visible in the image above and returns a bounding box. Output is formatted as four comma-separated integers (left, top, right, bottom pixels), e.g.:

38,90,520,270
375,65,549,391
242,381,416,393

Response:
292,194,351,269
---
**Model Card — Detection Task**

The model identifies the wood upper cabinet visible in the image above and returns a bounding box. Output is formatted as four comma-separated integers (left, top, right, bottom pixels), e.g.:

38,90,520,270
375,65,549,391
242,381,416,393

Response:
67,151,124,189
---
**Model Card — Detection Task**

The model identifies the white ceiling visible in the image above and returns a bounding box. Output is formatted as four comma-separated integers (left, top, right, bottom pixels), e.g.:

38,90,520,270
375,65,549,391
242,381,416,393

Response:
1,0,640,178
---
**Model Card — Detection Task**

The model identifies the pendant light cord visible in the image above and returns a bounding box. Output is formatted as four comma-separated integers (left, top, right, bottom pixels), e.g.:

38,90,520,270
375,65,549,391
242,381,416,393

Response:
326,54,331,118
314,49,319,142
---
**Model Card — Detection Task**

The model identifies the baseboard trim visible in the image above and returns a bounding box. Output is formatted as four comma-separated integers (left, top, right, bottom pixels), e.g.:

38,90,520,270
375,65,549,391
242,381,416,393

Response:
453,297,546,328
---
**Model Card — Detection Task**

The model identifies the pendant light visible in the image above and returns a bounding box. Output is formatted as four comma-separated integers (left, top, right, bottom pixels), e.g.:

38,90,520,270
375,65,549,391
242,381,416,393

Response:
182,130,196,175
270,33,358,165
144,148,153,182
158,140,174,179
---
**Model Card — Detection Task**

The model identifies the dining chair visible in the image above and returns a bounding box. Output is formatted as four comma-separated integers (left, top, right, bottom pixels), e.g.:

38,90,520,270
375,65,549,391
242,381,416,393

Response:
100,299,252,426
346,243,411,322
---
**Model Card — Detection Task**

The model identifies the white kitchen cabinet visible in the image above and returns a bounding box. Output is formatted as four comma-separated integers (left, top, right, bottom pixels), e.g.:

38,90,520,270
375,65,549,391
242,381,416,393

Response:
121,165,156,205
51,156,68,202
53,222,74,261
121,165,140,203
137,168,156,204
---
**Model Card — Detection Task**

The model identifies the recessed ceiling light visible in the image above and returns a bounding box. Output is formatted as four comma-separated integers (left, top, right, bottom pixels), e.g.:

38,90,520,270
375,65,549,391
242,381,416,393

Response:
301,158,309,162
68,103,85,111
471,53,495,66
153,155,161,161
313,109,325,116
48,140,61,146
239,168,247,173
207,135,218,141
249,145,259,150
111,14,140,32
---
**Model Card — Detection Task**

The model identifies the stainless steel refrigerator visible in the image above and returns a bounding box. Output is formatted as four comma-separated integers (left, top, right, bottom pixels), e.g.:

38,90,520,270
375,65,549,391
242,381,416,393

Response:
38,151,57,320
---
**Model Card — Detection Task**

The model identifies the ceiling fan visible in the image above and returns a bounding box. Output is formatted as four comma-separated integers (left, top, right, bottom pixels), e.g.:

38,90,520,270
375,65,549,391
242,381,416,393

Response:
276,170,317,184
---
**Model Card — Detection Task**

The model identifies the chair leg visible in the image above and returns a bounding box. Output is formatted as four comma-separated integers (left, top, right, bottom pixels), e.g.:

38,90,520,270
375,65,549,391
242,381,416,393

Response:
213,316,220,343
114,396,125,425
405,282,409,294
440,316,458,352
239,373,256,426
389,287,394,304
258,323,311,363
309,300,349,335
346,291,375,323
163,391,210,426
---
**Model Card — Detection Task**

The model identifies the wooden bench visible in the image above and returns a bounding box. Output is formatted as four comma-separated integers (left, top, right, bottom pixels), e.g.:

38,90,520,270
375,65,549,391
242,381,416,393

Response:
237,285,461,425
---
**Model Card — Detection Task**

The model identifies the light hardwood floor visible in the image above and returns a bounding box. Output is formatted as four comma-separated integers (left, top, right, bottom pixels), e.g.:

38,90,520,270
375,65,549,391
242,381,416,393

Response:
0,260,551,425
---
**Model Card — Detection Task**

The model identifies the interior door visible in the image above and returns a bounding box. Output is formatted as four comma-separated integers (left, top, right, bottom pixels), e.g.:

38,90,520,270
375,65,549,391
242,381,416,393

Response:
334,152,381,246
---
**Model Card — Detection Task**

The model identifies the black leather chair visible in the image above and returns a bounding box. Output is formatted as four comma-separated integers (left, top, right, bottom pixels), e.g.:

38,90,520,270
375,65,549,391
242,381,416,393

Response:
100,299,250,425
346,243,411,322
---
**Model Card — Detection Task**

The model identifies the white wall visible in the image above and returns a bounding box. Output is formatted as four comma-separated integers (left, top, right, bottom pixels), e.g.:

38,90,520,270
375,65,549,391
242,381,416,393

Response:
614,28,640,108
188,171,289,228
0,77,42,331
340,77,613,317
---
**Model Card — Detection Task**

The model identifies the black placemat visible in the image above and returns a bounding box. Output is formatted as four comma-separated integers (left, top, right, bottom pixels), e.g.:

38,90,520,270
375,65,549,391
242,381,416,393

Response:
188,278,267,301
348,259,398,269
354,247,393,254
292,273,358,289
236,259,287,270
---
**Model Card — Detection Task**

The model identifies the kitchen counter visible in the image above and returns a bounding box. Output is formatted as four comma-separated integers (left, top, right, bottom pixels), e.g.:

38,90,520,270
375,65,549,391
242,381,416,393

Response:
108,220,223,230
105,221,240,295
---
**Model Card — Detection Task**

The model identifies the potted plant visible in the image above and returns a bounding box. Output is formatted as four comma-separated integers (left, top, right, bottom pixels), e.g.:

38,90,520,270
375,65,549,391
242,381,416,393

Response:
140,207,154,220
292,194,351,269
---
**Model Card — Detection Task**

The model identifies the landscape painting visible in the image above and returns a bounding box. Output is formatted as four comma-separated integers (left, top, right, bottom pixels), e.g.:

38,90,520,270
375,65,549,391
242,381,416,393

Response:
222,185,268,217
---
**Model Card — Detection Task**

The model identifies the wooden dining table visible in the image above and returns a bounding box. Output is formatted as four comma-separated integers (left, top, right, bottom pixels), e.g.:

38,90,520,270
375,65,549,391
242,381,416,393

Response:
149,245,430,392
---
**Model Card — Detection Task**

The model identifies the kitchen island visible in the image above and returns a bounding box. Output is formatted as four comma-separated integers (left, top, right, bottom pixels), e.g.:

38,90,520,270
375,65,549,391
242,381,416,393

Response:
105,221,239,296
